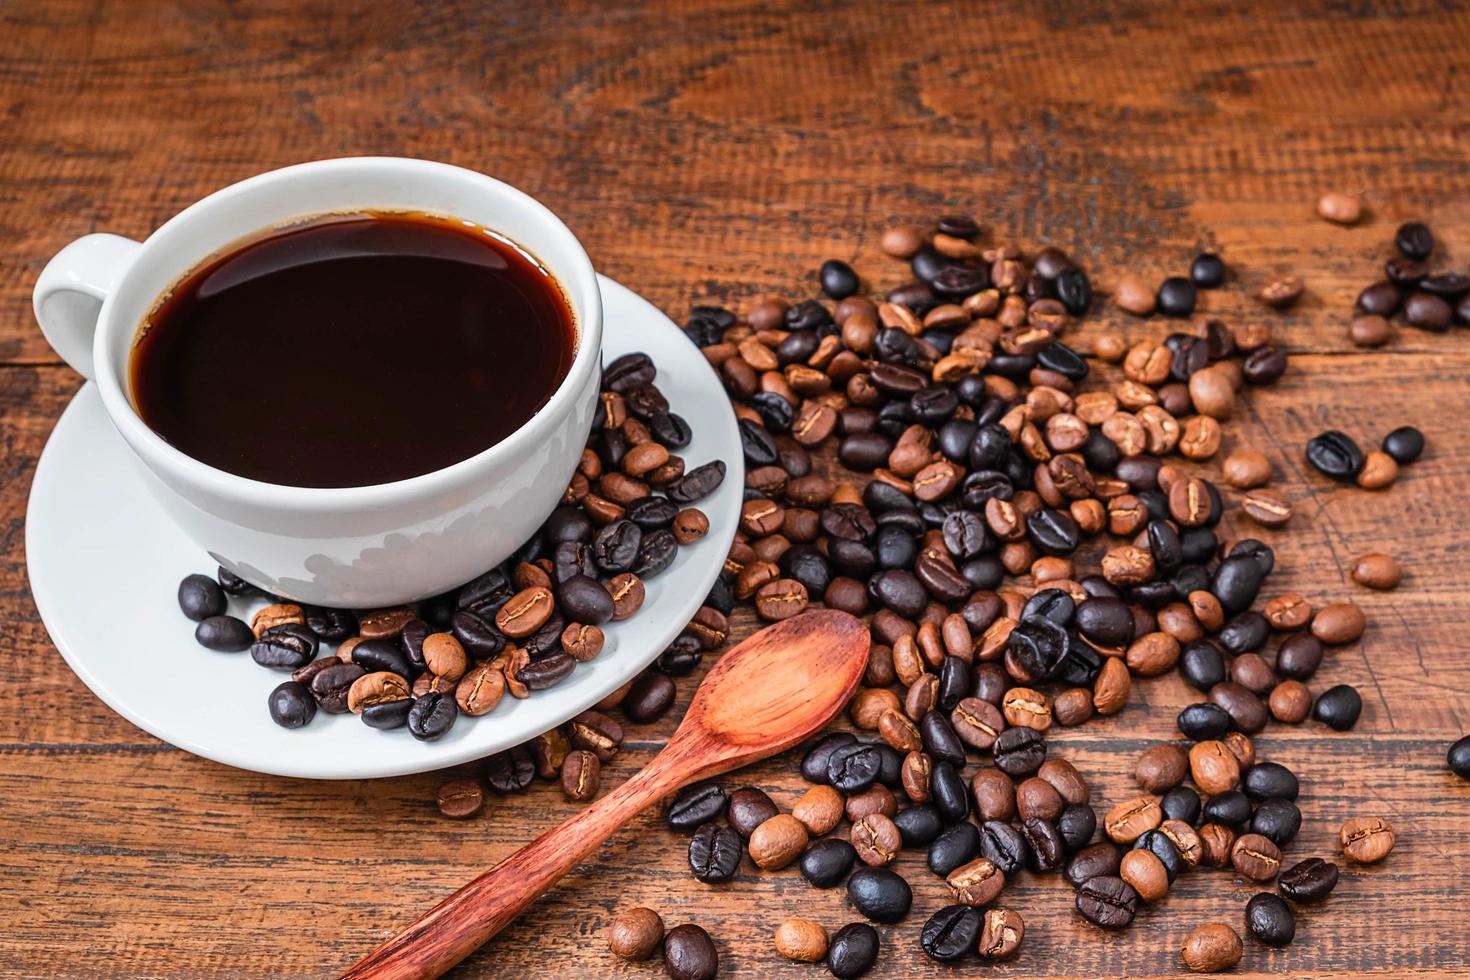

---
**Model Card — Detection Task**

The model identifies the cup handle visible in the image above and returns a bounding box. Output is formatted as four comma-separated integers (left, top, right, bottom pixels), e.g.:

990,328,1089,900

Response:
33,233,142,380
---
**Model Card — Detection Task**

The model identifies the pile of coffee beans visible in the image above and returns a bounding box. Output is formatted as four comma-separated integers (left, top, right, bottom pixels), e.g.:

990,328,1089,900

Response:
175,350,725,749
618,211,1406,975
1351,220,1470,343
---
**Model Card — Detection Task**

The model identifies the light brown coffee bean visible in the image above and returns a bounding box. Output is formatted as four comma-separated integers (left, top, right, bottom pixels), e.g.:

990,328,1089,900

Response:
569,710,623,761
1105,796,1163,844
901,751,932,803
881,226,923,258
422,632,467,681
607,573,644,620
252,603,305,639
1198,823,1236,868
1188,591,1225,632
948,857,1006,906
347,671,410,714
1231,832,1282,880
1160,819,1203,867
1189,740,1241,795
495,586,554,638
774,919,829,963
850,813,902,866
1126,631,1181,677
608,906,665,961
1221,448,1272,489
1256,274,1304,308
1180,415,1222,460
561,749,600,801
1093,657,1131,715
1188,365,1235,419
1263,593,1312,630
1002,687,1052,731
1038,758,1090,805
1316,191,1362,225
1114,276,1157,315
1135,744,1189,793
878,707,922,753
979,907,1024,960
1053,687,1094,726
1232,652,1276,694
455,662,506,716
1357,450,1399,489
672,507,710,544
754,578,809,621
1351,552,1400,590
1312,601,1367,645
1349,314,1392,347
1101,545,1155,585
1341,816,1395,863
850,688,902,730
749,813,809,870
435,778,485,819
1269,679,1313,723
1182,922,1243,973
356,606,414,639
792,785,844,836
1016,776,1064,823
1241,488,1292,527
1120,849,1170,901
562,623,605,662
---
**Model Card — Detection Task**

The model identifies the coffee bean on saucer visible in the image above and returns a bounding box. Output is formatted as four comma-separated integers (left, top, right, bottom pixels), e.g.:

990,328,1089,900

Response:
177,574,226,621
406,691,457,741
195,614,254,651
267,681,315,729
251,623,319,670
216,566,256,597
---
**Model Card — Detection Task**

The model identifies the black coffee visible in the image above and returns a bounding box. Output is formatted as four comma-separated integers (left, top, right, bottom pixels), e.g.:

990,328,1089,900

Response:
131,211,575,487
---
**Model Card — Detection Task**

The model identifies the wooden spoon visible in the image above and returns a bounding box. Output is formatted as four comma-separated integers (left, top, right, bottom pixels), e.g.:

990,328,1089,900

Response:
340,608,869,979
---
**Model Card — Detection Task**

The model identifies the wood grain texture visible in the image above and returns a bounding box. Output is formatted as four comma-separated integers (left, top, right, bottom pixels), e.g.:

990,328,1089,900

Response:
2,0,1470,977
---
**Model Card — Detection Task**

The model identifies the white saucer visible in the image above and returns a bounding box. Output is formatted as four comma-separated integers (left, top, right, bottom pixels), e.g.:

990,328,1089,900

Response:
26,274,742,780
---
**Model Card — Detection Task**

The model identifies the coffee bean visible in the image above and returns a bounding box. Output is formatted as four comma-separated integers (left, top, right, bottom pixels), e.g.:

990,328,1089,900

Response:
251,623,319,670
1251,798,1302,847
1450,735,1470,780
851,813,902,867
1161,786,1202,825
1157,277,1196,317
1351,552,1400,590
1105,796,1162,844
1268,680,1313,724
1022,817,1064,873
848,866,912,923
1230,832,1282,881
754,578,809,620
668,782,726,831
749,813,809,871
919,904,980,963
1076,876,1138,929
1136,744,1189,793
177,574,226,622
993,727,1046,776
1306,430,1364,481
687,821,741,882
1279,857,1339,902
800,836,857,889
267,681,315,728
1313,683,1363,730
1065,841,1121,889
435,777,484,819
1277,633,1324,680
1191,253,1226,288
1341,815,1395,862
1382,425,1424,464
1245,892,1295,947
826,922,879,978
608,906,664,961
663,923,718,980
405,691,456,740
195,614,254,652
1120,848,1169,902
560,749,600,802
1181,642,1227,692
930,760,969,822
1209,681,1268,734
1182,922,1243,973
1349,314,1391,347
720,786,776,839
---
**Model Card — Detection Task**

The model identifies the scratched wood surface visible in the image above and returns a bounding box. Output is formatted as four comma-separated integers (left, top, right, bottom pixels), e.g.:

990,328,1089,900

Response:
2,1,1470,977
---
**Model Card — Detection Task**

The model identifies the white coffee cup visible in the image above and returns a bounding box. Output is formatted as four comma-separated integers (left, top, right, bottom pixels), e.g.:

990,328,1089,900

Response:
32,157,603,608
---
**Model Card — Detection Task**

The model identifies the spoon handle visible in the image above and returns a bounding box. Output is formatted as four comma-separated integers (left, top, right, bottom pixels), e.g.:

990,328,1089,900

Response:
338,741,698,980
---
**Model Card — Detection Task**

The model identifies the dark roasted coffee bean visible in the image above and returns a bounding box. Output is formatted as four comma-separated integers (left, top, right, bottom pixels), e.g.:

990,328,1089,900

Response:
688,822,742,883
930,760,969,823
894,804,944,848
937,657,970,712
668,782,727,831
1219,612,1269,654
1161,786,1202,825
406,692,456,741
1191,253,1226,288
870,569,927,619
975,820,1026,875
920,711,967,767
604,352,656,392
1056,269,1092,316
847,867,912,924
251,623,318,670
668,460,726,503
304,606,357,642
1382,425,1425,465
801,837,858,888
1022,817,1064,873
482,746,535,794
307,662,363,714
1277,632,1323,680
1313,684,1362,730
1279,857,1339,902
593,519,642,573
635,528,678,577
626,496,679,531
802,732,858,784
1243,762,1299,801
1450,735,1470,780
1076,876,1138,929
785,298,833,331
1210,682,1268,733
216,566,256,596
650,412,692,448
1242,346,1288,384
993,727,1046,776
195,614,253,652
1203,790,1252,828
727,787,779,838
664,923,718,980
1178,702,1231,740
1075,597,1134,648
1059,803,1097,852
360,696,412,730
1181,641,1227,691
516,652,575,689
1306,430,1365,481
268,680,316,728
1357,280,1403,316
826,922,879,978
622,671,676,724
556,575,614,626
1065,842,1121,889
915,555,971,604
1055,640,1102,687
1157,276,1196,317
829,742,883,793
820,258,859,299
656,634,703,676
921,904,983,963
1395,221,1434,259
1252,797,1302,846
1245,892,1295,947
1007,617,1069,683
1027,509,1080,556
929,821,982,877
177,574,226,621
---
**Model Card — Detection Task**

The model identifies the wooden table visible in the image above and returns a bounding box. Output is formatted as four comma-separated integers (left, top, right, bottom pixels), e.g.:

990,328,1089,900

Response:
3,1,1469,976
